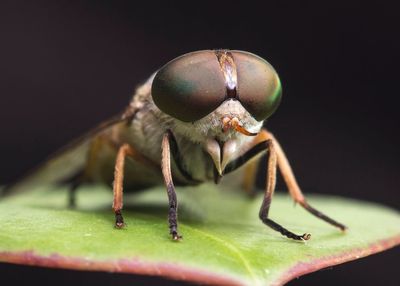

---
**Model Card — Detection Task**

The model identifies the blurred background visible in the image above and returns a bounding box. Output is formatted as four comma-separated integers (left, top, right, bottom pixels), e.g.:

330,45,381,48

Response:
0,0,399,285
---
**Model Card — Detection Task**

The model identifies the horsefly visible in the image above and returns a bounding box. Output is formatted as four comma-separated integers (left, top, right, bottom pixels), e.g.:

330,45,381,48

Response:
9,50,347,241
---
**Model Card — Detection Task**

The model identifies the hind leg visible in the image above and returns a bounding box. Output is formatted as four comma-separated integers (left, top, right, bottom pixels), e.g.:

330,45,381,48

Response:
66,136,105,208
67,175,82,208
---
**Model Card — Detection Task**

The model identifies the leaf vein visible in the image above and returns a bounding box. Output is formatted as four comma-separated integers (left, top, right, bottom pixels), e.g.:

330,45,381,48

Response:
185,225,259,285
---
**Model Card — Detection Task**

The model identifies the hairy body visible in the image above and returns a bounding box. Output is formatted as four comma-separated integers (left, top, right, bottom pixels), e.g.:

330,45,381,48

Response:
85,74,261,190
8,50,346,241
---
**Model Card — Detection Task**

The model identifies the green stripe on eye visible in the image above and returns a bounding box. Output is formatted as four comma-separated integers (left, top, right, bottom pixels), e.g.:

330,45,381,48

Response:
172,80,196,99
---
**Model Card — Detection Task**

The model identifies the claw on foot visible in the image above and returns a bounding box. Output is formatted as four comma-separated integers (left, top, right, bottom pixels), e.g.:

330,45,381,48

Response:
301,233,311,241
115,210,125,229
171,231,182,241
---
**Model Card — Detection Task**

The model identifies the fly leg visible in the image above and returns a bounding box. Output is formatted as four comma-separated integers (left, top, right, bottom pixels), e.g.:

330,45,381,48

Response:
68,177,81,208
112,144,134,228
260,129,347,231
259,139,310,240
61,170,84,208
78,132,158,229
161,131,182,240
66,136,105,208
112,143,157,228
224,135,311,240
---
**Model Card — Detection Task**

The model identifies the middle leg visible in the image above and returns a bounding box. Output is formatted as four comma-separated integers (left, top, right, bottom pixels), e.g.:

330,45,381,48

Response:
112,144,134,228
112,143,157,228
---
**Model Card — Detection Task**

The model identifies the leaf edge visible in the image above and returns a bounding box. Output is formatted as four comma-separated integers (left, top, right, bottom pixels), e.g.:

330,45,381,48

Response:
0,234,399,286
272,234,400,286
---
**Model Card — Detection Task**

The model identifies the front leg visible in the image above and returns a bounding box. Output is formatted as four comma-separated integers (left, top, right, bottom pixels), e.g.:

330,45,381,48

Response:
259,129,347,231
259,139,311,241
161,130,182,240
225,128,346,240
225,138,311,240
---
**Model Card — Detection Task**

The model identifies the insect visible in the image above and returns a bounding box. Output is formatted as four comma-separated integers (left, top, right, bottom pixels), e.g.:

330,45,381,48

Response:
9,49,347,241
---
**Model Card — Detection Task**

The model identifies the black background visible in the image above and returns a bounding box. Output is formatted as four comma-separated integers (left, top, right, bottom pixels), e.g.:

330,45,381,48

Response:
0,1,399,285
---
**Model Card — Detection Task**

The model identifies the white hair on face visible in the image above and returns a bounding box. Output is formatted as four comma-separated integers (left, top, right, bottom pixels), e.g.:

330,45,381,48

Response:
132,75,263,148
169,99,263,144
126,78,265,181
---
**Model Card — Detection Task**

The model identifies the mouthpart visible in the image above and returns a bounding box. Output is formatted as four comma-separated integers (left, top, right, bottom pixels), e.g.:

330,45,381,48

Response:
221,116,258,136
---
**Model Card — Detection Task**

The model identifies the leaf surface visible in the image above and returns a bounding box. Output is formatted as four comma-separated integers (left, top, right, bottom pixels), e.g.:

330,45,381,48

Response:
0,184,399,285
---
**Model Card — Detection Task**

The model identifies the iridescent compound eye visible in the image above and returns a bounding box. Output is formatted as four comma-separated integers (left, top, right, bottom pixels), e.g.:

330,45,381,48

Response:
232,51,282,121
151,50,282,122
151,51,227,122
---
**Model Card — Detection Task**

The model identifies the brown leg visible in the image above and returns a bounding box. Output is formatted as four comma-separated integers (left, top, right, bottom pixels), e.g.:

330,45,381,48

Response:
259,139,311,240
225,129,345,239
112,144,135,228
224,136,310,240
66,136,110,208
108,137,159,229
259,129,347,231
161,131,182,240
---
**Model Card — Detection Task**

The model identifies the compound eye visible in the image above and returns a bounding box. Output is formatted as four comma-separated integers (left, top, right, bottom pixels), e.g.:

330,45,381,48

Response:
233,51,282,121
152,51,226,122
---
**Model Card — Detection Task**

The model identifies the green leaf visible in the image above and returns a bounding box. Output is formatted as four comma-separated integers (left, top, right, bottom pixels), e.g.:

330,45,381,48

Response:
0,184,399,285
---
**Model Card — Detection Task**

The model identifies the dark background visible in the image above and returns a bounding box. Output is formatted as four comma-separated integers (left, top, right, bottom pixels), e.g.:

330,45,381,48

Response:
0,0,399,285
